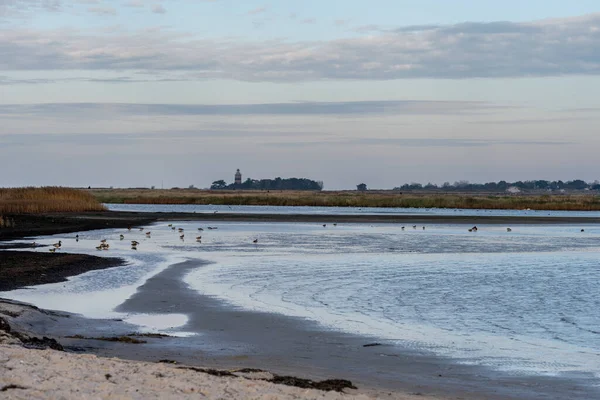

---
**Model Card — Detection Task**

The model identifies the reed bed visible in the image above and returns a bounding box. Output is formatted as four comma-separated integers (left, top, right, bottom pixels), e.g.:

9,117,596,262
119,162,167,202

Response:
0,187,107,214
90,189,600,211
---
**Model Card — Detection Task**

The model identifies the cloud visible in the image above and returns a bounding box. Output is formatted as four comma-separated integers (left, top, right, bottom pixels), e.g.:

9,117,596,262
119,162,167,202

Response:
246,5,267,15
0,100,511,117
2,13,600,81
0,0,62,16
152,4,165,14
87,6,117,16
266,138,574,148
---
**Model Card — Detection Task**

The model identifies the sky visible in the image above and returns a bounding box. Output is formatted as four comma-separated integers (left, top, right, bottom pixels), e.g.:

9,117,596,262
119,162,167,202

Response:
1,1,600,190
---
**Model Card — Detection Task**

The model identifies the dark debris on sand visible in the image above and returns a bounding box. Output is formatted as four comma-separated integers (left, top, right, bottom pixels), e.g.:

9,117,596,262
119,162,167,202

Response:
178,364,357,392
0,316,64,351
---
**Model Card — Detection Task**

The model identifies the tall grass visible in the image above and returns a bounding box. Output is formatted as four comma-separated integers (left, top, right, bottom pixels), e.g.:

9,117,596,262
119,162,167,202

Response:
90,189,600,211
0,187,107,214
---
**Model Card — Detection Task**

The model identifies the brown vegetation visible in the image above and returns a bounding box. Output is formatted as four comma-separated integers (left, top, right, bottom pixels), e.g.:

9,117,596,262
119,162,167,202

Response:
0,187,106,215
89,188,600,211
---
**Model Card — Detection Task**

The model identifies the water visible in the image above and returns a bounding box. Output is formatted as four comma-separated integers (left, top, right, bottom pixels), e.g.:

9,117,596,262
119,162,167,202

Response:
106,203,600,218
3,220,600,381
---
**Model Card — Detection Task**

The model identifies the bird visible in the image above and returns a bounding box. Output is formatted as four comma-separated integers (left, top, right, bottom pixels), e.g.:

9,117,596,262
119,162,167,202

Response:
196,236,202,240
131,245,137,251
198,228,204,231
422,226,425,230
119,234,124,240
581,229,585,232
180,234,185,239
139,228,144,231
471,226,478,232
468,228,473,232
127,227,132,231
95,245,103,251
333,223,337,227
146,232,151,236
323,224,327,227
401,226,405,231
53,241,62,248
131,240,140,246
178,228,184,232
412,225,417,229
168,224,173,227
49,248,56,253
253,239,258,243
171,227,176,230
507,228,512,232
100,239,107,243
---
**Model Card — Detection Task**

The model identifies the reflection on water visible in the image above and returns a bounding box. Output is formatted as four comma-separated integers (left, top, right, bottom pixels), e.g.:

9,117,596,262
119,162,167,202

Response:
106,203,600,218
2,220,600,380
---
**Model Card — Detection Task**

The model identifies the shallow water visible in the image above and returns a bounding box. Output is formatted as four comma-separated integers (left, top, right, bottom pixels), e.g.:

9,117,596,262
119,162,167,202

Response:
3,221,600,382
106,203,600,218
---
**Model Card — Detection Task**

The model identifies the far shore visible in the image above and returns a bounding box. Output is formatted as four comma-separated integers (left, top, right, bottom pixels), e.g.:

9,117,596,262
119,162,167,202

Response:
3,210,600,243
88,188,600,211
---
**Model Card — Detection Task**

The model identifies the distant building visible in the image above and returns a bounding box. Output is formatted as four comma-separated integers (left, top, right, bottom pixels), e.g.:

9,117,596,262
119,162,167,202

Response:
235,169,242,185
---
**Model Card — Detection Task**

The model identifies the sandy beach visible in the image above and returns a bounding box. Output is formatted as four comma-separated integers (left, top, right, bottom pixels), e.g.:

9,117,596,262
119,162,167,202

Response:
2,211,600,399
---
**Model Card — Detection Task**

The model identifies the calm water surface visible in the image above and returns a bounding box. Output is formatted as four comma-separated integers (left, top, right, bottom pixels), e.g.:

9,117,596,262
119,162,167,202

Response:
3,218,600,382
106,203,600,218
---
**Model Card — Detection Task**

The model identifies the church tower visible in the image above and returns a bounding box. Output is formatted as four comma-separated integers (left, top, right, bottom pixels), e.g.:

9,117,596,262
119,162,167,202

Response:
235,169,242,185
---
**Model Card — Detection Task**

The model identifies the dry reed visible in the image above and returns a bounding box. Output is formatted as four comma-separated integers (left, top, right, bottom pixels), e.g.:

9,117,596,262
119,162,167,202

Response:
90,189,600,211
0,187,107,214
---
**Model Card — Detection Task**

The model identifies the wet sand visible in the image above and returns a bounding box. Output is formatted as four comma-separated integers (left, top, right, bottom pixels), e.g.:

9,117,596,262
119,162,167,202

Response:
7,259,595,399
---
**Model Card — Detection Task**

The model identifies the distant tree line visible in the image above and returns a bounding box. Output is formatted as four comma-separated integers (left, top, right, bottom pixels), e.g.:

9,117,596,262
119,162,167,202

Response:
211,177,324,191
393,179,600,192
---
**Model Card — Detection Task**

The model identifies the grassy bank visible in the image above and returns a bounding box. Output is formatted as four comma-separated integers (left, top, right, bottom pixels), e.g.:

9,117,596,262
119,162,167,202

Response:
0,187,106,215
89,188,600,211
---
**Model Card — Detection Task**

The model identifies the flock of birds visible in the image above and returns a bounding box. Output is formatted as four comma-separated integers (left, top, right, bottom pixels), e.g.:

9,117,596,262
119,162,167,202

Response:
47,223,245,253
46,222,590,253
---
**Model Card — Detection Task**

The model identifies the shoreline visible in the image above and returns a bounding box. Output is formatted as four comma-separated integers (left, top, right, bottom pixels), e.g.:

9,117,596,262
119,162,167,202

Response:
2,258,599,399
1,211,600,398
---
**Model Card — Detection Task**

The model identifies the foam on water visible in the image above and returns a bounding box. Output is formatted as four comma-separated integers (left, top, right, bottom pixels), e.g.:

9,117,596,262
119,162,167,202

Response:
2,220,600,379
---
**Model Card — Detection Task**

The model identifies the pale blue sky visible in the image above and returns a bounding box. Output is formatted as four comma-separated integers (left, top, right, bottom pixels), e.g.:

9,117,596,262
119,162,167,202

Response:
1,1,600,189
